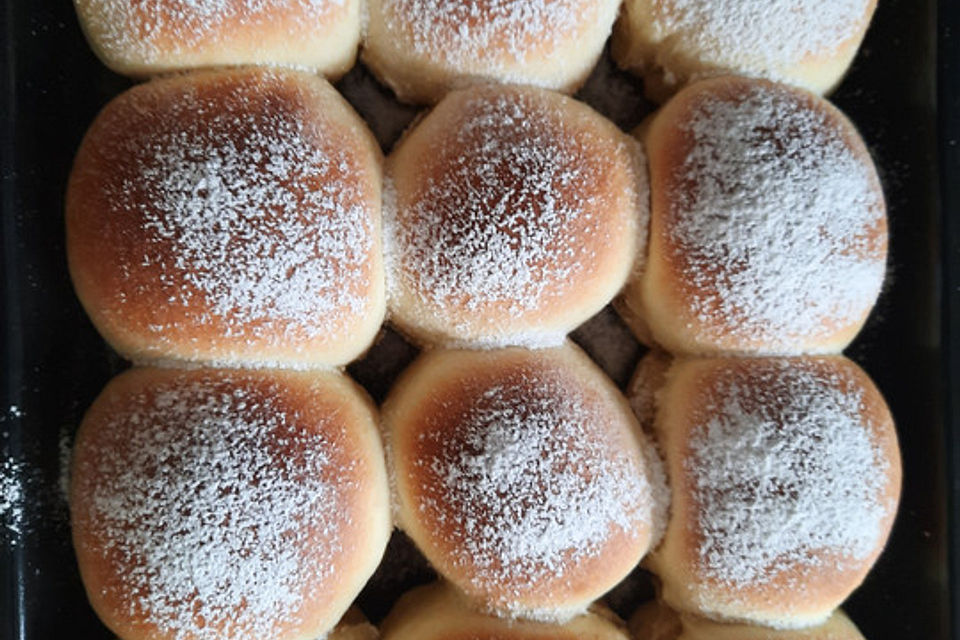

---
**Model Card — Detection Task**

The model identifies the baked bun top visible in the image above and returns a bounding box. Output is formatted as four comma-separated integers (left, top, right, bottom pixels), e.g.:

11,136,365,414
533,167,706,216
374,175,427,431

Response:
629,601,866,640
643,356,900,627
362,0,620,103
74,0,359,76
381,582,631,639
656,0,874,70
70,367,390,640
633,76,886,355
386,84,646,348
382,344,667,620
373,0,599,67
67,68,384,368
615,0,876,97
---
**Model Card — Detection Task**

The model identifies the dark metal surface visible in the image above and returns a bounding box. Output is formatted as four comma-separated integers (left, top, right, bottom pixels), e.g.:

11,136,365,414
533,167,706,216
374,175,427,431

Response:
940,1,960,639
0,0,950,638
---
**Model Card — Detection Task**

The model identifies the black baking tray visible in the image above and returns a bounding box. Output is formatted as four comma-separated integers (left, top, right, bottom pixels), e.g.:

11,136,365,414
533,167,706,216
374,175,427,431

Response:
1,0,955,638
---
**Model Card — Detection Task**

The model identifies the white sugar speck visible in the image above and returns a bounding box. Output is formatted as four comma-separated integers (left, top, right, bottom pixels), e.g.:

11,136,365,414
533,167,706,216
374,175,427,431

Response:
0,457,24,536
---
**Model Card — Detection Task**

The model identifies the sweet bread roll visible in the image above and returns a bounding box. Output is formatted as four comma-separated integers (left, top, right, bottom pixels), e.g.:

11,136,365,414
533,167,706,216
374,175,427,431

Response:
67,68,384,368
620,77,886,356
386,84,647,348
632,356,900,628
70,367,391,640
74,0,360,77
362,0,620,104
612,0,877,101
629,601,866,640
381,344,667,621
381,582,631,639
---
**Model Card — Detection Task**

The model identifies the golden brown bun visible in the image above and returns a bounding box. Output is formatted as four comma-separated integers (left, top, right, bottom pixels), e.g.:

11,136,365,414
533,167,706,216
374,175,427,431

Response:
619,77,886,356
381,582,631,639
634,356,900,628
67,68,384,368
330,607,380,640
70,367,391,640
362,0,620,104
629,601,866,640
612,0,876,101
381,343,667,621
74,0,360,77
386,84,647,348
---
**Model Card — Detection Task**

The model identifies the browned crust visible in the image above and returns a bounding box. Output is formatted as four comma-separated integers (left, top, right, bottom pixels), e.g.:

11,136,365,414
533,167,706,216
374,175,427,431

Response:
70,367,390,640
361,0,619,104
635,76,886,356
645,356,901,626
386,84,643,347
611,0,878,100
381,343,657,617
66,67,384,368
75,0,360,77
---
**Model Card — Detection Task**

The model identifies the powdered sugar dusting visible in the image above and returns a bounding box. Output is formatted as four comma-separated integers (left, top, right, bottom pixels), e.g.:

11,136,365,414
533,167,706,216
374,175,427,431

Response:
76,375,353,639
106,73,375,347
654,0,870,80
83,0,344,64
383,0,585,67
1,457,25,536
666,83,885,348
387,88,641,344
686,360,893,591
411,371,660,617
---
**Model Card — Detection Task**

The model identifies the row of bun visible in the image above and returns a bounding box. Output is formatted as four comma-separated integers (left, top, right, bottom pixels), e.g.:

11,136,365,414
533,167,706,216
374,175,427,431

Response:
75,0,877,104
66,67,887,369
70,345,898,639
352,583,872,639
